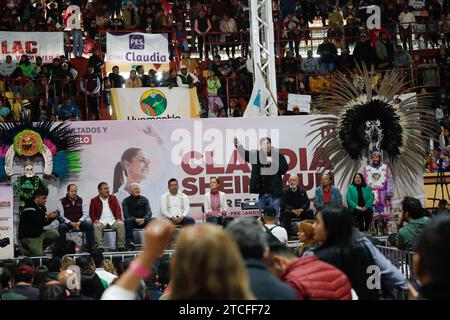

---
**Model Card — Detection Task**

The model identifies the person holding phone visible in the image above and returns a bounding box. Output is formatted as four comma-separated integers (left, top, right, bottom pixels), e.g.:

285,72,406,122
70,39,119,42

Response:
160,178,195,226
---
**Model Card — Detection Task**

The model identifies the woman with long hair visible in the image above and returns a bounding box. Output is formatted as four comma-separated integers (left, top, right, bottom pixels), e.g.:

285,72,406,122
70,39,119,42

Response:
102,219,254,300
80,270,105,300
346,173,374,232
32,265,49,289
313,206,380,300
296,220,319,257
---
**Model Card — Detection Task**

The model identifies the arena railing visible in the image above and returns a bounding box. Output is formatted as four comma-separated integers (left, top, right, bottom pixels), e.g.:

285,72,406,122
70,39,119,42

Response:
1,63,448,120
62,250,176,264
376,245,415,300
86,21,448,60
376,245,415,279
3,256,51,267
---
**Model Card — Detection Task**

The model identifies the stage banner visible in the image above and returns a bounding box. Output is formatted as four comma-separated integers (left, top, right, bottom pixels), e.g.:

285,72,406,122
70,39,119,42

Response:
105,32,170,73
42,117,423,221
0,185,14,259
0,32,64,63
110,87,200,120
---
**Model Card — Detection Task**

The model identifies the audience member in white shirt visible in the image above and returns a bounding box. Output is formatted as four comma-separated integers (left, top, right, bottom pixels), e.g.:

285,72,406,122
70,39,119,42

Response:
261,206,288,244
160,178,195,226
0,55,17,77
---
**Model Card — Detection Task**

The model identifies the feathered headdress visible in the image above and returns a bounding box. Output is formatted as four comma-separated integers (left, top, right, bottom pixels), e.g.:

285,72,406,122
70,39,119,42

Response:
0,120,82,181
307,65,437,194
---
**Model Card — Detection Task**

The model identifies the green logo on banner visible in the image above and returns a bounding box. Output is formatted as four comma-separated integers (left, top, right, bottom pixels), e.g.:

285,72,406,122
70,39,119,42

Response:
140,89,168,116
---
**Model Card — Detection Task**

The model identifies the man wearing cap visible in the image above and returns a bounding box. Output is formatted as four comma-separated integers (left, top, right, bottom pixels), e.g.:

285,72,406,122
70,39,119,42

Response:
19,188,60,257
10,265,39,300
20,99,32,121
363,151,394,227
176,65,200,88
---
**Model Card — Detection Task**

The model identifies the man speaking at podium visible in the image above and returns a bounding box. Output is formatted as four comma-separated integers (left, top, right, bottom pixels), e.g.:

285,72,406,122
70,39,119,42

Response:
233,137,288,224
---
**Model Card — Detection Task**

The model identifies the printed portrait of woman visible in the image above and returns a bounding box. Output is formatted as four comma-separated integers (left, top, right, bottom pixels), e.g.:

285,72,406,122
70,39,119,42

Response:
113,125,173,217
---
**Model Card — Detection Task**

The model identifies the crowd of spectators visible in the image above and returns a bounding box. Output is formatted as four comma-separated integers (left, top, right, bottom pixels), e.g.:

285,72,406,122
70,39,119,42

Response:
1,1,450,119
2,207,450,300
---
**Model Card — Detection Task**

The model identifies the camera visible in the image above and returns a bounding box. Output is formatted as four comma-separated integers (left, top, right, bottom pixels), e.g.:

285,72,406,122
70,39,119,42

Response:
54,209,65,224
0,237,10,248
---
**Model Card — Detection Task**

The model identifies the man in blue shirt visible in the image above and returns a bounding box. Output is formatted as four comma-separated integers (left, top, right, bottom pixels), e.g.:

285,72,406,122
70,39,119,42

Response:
0,100,11,121
58,97,81,120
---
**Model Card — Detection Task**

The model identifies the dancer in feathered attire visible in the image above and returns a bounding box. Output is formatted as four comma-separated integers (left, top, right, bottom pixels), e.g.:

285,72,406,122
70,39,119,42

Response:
307,65,437,231
0,120,82,185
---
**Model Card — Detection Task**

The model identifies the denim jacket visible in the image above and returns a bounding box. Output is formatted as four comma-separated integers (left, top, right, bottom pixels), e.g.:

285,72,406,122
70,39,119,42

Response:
314,186,343,209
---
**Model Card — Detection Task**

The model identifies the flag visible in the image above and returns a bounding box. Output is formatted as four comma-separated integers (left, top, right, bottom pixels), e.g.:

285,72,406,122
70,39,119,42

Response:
244,66,270,117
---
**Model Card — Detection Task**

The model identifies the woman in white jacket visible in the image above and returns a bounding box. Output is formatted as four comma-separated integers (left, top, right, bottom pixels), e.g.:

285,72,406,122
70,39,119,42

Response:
203,177,228,224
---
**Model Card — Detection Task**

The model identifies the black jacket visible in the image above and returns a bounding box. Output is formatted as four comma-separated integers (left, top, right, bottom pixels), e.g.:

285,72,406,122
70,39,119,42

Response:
122,195,152,220
108,73,125,88
245,259,296,300
281,187,310,213
18,201,54,239
315,241,380,300
353,40,377,67
236,145,288,197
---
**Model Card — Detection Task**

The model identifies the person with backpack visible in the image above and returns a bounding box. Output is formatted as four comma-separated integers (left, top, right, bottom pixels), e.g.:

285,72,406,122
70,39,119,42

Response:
261,206,288,245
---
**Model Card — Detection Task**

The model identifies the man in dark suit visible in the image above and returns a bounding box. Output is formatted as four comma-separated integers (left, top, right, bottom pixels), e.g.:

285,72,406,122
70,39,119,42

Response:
233,136,288,224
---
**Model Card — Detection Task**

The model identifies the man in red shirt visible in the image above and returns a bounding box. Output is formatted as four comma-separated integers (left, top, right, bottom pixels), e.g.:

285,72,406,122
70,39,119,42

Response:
313,174,343,210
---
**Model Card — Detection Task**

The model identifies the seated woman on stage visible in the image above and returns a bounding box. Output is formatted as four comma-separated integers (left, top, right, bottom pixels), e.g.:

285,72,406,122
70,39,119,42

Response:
346,173,374,233
203,177,228,224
